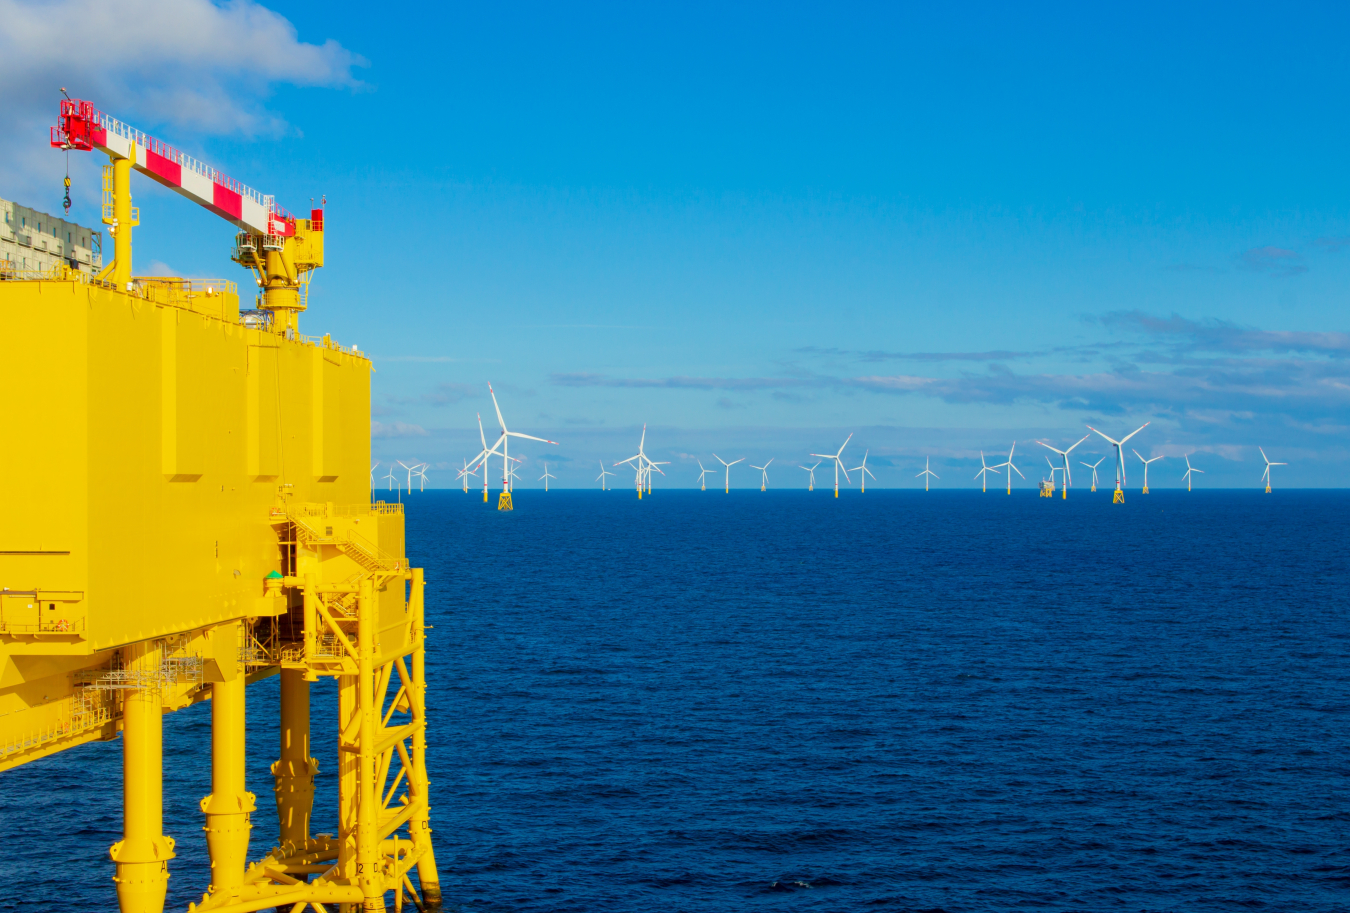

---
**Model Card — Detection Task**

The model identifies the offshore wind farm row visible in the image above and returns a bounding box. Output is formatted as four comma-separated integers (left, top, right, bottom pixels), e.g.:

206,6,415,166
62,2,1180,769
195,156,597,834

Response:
374,387,1292,505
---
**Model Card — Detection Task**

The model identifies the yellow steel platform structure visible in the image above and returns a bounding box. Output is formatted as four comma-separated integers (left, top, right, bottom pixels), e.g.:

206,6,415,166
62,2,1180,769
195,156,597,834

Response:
0,100,443,913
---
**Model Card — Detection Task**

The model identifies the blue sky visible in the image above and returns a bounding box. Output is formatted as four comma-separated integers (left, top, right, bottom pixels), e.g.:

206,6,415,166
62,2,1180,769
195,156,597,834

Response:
5,1,1349,487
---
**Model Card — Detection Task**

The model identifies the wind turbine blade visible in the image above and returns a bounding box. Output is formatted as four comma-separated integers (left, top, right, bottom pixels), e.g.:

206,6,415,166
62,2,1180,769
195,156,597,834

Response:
508,431,559,445
1087,426,1120,446
486,380,507,432
1012,464,1025,479
1067,434,1089,453
1120,421,1150,444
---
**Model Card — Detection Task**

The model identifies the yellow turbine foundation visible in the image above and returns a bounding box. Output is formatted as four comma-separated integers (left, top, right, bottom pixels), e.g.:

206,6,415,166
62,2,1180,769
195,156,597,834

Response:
499,490,514,510
1113,489,1125,503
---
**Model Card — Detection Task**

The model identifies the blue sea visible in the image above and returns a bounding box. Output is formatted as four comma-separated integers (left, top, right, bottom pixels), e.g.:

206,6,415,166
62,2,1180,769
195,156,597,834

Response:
3,489,1347,912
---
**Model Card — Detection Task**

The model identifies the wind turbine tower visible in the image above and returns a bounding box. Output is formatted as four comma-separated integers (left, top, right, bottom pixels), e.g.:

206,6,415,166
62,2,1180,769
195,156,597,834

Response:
1036,434,1088,499
488,383,558,511
615,424,665,499
596,461,614,490
539,462,556,492
974,452,998,492
1087,422,1150,504
1182,454,1203,491
1081,457,1104,492
696,460,714,491
800,462,820,491
750,458,773,491
916,456,939,491
990,442,1024,495
1259,447,1287,493
810,433,853,498
713,454,744,493
851,450,877,493
1133,450,1163,494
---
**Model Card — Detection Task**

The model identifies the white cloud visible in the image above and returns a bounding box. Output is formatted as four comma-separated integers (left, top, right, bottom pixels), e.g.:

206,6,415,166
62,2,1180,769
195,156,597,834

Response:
0,0,364,200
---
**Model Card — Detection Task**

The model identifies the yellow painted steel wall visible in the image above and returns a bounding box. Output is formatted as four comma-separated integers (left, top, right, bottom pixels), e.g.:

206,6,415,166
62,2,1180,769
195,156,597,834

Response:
0,277,373,766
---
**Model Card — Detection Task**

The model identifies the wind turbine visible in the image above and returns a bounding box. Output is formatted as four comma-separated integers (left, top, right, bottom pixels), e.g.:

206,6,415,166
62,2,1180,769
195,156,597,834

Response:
397,460,418,493
810,433,853,498
1132,450,1163,494
1080,457,1104,492
1036,435,1089,499
799,462,820,491
458,458,477,493
596,461,614,490
989,442,1024,494
466,412,501,503
851,450,877,493
488,383,558,511
412,463,429,492
382,465,401,501
1259,447,1287,493
370,461,379,489
916,456,939,491
749,458,773,491
696,459,714,491
713,454,744,493
539,462,556,492
974,451,998,492
615,424,664,499
1087,422,1150,503
1041,455,1060,496
1181,454,1203,491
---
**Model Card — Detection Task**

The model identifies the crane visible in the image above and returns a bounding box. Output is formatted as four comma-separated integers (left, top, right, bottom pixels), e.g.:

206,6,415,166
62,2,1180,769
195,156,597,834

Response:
51,97,323,334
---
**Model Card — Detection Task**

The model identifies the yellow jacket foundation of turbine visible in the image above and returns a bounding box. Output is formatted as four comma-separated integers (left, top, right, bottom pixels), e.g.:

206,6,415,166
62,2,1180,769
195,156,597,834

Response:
0,263,443,909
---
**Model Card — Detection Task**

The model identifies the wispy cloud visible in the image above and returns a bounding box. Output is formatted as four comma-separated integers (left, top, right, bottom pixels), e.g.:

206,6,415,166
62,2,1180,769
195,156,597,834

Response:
1099,311,1350,357
795,345,1040,363
372,421,427,438
551,372,814,390
1238,245,1307,277
424,382,478,406
551,312,1350,438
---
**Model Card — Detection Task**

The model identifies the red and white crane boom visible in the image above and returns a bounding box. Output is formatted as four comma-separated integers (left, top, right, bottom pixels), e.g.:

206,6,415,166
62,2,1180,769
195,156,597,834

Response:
52,98,296,238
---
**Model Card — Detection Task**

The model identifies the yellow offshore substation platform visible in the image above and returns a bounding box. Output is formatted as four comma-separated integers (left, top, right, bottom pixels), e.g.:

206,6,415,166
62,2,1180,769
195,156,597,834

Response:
0,99,442,913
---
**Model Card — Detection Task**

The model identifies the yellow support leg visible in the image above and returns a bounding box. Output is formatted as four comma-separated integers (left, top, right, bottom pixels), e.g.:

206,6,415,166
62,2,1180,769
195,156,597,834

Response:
1113,489,1125,504
357,579,385,912
112,640,175,913
273,667,317,849
409,569,443,910
201,668,255,892
497,491,513,511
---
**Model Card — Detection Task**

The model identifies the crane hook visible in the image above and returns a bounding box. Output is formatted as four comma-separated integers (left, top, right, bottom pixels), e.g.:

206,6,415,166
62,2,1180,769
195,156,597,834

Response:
62,150,71,215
